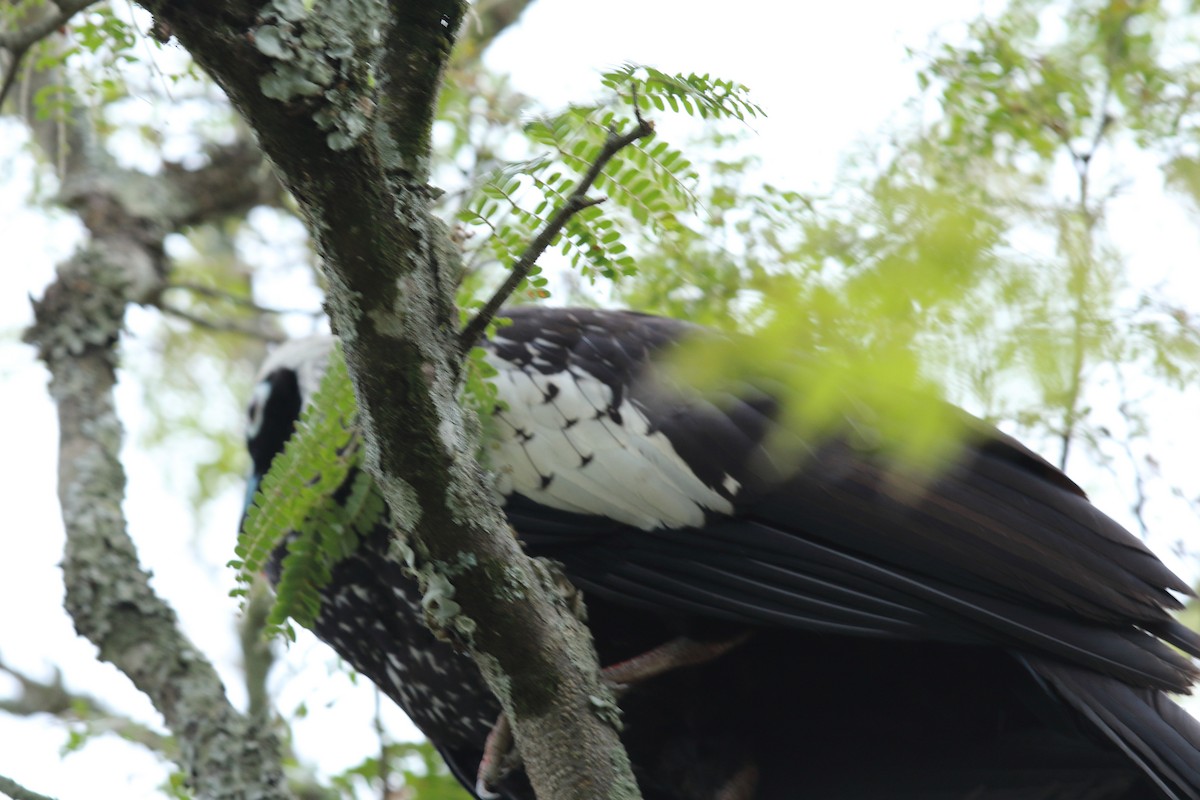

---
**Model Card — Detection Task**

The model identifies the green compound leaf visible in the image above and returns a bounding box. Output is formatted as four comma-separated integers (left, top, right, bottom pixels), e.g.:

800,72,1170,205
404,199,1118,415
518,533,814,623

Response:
601,64,766,122
462,65,757,290
233,343,387,635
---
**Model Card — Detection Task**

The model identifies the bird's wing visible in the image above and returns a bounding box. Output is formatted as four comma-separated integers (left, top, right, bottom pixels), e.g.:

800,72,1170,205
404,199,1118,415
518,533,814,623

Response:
487,307,1200,693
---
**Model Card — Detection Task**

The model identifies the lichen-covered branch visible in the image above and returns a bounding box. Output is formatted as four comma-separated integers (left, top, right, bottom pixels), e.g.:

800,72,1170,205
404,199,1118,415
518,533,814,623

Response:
128,0,643,797
25,241,290,800
16,23,290,800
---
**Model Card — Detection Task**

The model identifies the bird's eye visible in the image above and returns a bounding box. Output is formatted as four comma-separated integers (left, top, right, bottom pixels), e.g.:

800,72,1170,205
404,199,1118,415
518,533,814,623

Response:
246,379,273,441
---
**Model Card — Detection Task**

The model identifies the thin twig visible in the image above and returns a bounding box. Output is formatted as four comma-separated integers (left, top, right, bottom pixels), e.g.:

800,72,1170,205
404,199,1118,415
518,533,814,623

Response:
1114,369,1152,540
0,0,98,109
458,112,655,352
166,282,320,317
158,302,288,342
0,655,173,754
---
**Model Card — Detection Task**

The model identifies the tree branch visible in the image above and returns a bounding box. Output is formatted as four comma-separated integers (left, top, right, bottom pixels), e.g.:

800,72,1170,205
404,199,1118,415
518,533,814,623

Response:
159,301,289,342
0,0,98,109
130,0,645,796
458,117,652,351
162,140,286,226
0,773,58,800
25,241,290,799
0,0,95,50
167,282,321,318
17,19,290,795
452,0,536,68
237,579,278,731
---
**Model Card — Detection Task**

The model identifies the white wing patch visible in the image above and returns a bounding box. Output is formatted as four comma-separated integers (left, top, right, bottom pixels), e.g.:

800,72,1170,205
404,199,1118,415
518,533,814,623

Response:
486,352,735,530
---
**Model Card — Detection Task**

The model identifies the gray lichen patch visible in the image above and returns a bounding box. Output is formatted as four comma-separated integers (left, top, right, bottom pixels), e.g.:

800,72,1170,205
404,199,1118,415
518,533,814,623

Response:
387,529,419,570
252,0,385,150
320,266,364,337
529,557,587,622
407,553,479,646
443,450,499,528
439,550,479,578
450,611,477,638
605,753,641,800
474,651,513,704
499,563,528,601
437,392,504,530
420,572,462,626
588,693,623,730
376,473,422,532
27,249,130,366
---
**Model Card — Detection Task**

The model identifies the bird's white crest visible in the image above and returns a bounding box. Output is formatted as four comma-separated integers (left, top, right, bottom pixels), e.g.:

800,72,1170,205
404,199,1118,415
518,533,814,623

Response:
255,335,335,400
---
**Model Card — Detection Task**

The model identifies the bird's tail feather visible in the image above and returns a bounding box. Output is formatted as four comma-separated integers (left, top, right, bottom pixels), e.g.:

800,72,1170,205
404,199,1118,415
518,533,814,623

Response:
1024,655,1200,800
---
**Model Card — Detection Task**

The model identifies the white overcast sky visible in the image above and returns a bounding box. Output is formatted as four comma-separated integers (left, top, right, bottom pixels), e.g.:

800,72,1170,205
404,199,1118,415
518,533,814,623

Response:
3,1,1200,799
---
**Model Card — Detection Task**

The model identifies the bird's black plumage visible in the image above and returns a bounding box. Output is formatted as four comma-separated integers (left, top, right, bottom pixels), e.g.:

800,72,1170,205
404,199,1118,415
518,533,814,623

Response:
244,306,1200,800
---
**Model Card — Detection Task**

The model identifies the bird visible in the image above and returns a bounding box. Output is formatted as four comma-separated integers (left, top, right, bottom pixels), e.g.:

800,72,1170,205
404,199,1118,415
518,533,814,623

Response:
243,305,1200,800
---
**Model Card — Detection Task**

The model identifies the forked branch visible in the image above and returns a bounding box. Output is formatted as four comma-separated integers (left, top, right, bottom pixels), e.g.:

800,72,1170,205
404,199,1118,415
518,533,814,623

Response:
458,112,655,352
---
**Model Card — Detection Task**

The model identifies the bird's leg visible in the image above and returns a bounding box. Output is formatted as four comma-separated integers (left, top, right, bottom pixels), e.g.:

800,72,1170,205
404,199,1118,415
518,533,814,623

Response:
475,632,754,796
602,632,754,690
475,712,515,800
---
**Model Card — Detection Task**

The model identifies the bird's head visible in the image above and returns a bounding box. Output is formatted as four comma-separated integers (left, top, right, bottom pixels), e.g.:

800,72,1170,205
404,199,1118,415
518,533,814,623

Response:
242,335,333,513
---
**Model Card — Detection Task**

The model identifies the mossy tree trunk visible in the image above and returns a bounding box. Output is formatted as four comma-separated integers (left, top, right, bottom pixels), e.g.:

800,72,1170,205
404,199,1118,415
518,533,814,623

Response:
126,1,642,798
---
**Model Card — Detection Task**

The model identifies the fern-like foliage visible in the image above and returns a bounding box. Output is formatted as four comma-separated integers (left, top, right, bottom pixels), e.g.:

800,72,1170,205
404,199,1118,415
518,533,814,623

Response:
602,63,765,122
457,65,762,297
230,343,386,638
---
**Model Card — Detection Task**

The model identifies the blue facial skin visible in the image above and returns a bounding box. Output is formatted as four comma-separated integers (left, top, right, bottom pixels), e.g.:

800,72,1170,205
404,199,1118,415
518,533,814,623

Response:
243,474,260,511
240,473,260,535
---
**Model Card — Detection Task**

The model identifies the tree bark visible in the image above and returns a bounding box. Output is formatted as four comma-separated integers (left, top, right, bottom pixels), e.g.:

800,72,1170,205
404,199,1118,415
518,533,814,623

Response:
17,19,292,799
131,0,642,797
25,223,291,800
